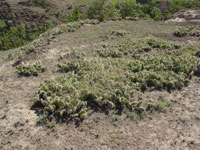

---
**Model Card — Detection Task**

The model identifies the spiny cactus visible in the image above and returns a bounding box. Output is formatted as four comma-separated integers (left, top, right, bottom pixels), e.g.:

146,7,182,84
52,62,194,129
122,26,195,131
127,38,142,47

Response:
16,61,46,77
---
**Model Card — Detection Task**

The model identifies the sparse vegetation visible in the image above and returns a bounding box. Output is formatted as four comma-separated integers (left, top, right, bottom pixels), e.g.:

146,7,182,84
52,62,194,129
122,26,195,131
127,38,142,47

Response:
16,62,46,77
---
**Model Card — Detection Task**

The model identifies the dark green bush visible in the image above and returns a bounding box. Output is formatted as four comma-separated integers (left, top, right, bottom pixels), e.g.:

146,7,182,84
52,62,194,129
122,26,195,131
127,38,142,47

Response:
120,0,144,18
0,20,53,51
168,0,200,14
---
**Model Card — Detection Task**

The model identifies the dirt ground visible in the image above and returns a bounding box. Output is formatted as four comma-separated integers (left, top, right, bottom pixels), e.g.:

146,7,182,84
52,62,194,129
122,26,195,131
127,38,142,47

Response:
0,16,200,150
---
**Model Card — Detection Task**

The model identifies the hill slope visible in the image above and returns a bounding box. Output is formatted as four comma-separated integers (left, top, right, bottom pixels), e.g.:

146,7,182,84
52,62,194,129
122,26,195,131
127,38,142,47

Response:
0,17,200,150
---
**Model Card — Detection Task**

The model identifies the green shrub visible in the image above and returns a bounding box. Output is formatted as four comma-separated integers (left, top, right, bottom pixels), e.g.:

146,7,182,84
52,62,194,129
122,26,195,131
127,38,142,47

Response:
0,20,53,51
163,0,200,19
146,101,167,113
142,0,164,21
16,62,46,76
67,6,81,22
120,0,144,18
87,0,120,21
85,0,200,21
0,20,6,31
43,20,53,31
168,0,199,14
66,22,82,32
47,7,61,17
0,23,27,50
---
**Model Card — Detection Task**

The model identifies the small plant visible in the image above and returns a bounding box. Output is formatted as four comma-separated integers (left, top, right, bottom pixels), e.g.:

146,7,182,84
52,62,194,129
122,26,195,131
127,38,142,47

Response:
126,112,137,120
0,20,6,31
57,61,81,73
7,53,14,60
147,38,170,49
47,7,61,17
195,51,200,57
146,101,167,113
16,61,46,76
67,6,81,22
66,22,81,32
111,30,130,36
195,115,200,120
43,20,53,31
98,49,123,58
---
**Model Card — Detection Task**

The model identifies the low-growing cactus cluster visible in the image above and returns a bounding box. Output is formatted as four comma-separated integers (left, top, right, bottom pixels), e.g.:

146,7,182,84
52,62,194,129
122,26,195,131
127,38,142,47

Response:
36,78,87,122
97,37,180,58
174,26,200,37
127,55,197,91
51,19,100,35
35,37,200,123
111,30,130,36
16,62,46,76
67,19,100,32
